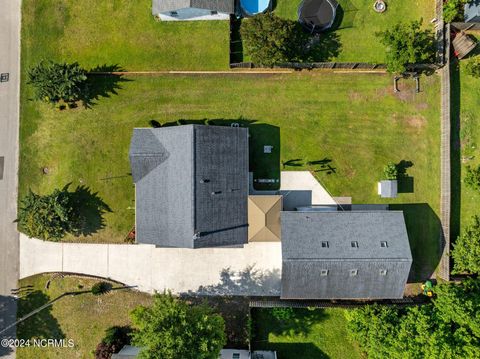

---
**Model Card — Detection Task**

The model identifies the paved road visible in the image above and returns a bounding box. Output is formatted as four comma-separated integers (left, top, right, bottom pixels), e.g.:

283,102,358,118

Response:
0,0,21,357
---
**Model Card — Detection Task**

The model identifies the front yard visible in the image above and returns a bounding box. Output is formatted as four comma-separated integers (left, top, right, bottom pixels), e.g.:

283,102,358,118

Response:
274,0,436,63
20,71,441,279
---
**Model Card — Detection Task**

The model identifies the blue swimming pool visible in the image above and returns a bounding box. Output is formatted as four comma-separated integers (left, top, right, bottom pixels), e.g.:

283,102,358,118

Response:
240,0,270,16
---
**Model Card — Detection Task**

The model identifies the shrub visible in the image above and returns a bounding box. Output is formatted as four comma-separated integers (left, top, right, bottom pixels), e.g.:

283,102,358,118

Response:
94,326,132,359
443,0,467,23
452,215,480,274
465,56,480,78
465,165,480,191
271,307,295,322
383,163,398,180
91,281,111,295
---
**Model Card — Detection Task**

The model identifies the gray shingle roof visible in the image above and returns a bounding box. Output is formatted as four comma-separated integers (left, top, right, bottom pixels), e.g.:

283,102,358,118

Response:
152,0,235,14
281,211,412,300
130,125,248,248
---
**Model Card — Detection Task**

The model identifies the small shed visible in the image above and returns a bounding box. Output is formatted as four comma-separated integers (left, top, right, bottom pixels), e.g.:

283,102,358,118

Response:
452,31,478,59
378,180,398,198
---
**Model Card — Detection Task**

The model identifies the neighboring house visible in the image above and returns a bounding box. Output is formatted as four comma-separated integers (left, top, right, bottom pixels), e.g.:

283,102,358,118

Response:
465,1,480,23
129,125,249,248
152,0,235,21
281,211,412,300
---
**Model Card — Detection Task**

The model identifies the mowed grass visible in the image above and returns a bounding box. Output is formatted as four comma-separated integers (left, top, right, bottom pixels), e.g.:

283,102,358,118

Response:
453,41,480,238
16,274,152,359
21,0,229,71
19,72,441,279
251,308,362,359
274,0,435,62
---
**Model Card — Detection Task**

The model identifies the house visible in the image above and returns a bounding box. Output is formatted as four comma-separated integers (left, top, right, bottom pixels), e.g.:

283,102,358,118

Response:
248,195,282,242
152,0,235,21
280,211,412,300
129,125,249,248
465,1,480,23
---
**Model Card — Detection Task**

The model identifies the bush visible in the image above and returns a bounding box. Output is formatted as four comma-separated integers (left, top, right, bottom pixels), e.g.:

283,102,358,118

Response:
443,0,467,23
240,13,312,67
452,215,480,274
91,281,111,295
465,56,480,78
464,165,480,191
94,326,132,359
94,341,114,359
383,163,398,180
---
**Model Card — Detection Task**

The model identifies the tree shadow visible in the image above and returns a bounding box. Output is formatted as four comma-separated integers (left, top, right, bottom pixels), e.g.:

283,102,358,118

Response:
396,160,414,193
450,59,461,242
181,296,250,349
184,266,281,296
69,185,113,236
251,308,330,358
16,291,65,341
308,32,342,62
80,64,132,109
389,203,442,282
0,295,16,356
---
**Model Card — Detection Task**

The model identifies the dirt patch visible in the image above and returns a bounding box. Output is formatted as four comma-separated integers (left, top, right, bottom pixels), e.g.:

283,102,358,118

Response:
348,91,365,102
407,115,426,129
395,89,415,102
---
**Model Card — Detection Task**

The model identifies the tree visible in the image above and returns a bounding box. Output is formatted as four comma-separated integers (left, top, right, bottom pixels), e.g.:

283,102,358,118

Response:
240,13,312,67
466,56,480,78
28,61,87,104
376,20,434,73
464,165,480,191
130,293,226,359
383,162,398,180
452,215,480,274
443,0,467,23
16,185,80,241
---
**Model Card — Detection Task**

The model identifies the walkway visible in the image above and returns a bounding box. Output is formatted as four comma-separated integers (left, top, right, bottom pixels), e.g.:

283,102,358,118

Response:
0,0,21,357
19,235,282,296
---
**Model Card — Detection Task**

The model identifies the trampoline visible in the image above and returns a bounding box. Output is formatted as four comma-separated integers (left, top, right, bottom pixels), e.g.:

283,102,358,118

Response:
298,0,338,33
240,0,271,16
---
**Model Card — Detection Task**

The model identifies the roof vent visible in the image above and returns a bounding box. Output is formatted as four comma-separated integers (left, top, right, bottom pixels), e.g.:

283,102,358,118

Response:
380,241,388,248
320,269,329,276
321,241,329,248
350,269,358,276
351,241,359,248
211,191,222,195
200,179,210,183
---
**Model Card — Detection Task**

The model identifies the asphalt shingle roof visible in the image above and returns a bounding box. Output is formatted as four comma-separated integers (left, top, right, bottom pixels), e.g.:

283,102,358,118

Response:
152,0,235,14
130,125,248,248
281,211,412,300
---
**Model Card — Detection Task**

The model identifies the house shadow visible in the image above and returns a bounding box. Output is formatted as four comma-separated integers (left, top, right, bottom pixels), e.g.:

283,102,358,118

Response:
16,291,65,341
253,342,330,359
184,266,281,297
69,185,112,236
0,295,16,356
389,203,442,282
157,119,281,191
80,64,132,108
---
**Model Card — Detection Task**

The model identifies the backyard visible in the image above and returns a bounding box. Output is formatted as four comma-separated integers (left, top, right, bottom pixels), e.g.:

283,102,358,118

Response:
19,71,442,279
15,274,152,359
274,0,436,62
251,307,362,359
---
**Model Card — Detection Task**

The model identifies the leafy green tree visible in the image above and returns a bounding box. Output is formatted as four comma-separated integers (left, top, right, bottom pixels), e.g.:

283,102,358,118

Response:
376,20,435,73
131,292,226,359
466,56,480,78
16,185,80,241
28,61,87,104
452,215,480,274
240,13,311,67
465,165,480,191
383,162,398,180
443,0,467,23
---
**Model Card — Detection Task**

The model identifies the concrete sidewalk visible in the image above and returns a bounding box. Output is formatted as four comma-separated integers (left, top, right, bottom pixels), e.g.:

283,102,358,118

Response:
20,235,282,296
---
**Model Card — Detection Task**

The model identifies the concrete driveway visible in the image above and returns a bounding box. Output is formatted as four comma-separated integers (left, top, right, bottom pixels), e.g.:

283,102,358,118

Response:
20,234,282,296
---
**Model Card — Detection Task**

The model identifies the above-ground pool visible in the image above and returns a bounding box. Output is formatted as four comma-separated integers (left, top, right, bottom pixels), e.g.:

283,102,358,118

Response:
240,0,271,16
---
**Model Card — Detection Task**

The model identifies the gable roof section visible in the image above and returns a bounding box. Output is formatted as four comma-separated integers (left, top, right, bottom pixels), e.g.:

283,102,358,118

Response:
248,195,282,242
281,211,412,300
152,0,235,14
129,125,248,248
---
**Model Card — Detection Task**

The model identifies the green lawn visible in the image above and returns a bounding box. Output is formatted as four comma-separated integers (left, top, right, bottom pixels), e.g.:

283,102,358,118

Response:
452,38,480,239
21,0,229,71
251,307,363,359
16,274,152,359
274,0,435,62
19,71,441,279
